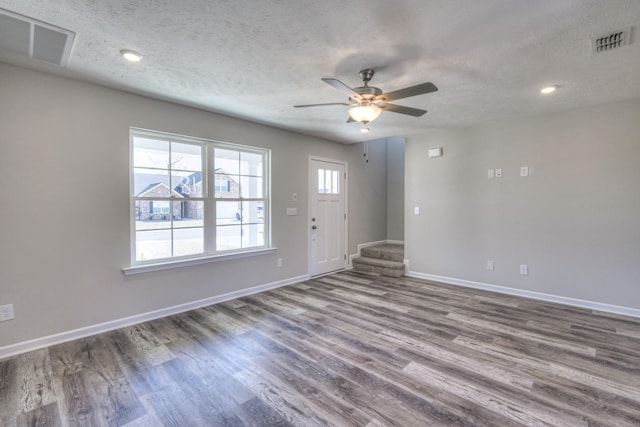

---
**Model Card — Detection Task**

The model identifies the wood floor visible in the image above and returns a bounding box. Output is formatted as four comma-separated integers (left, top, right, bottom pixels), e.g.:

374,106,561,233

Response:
2,271,640,426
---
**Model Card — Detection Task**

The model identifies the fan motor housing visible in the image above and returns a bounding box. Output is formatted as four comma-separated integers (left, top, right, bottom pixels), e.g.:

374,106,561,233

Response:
353,86,382,98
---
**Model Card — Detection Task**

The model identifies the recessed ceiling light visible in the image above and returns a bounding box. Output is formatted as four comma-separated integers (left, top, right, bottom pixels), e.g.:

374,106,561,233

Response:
540,85,557,94
120,49,143,62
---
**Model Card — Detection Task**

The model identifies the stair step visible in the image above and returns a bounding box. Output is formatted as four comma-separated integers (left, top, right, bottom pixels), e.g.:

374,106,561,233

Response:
352,256,405,277
360,244,404,262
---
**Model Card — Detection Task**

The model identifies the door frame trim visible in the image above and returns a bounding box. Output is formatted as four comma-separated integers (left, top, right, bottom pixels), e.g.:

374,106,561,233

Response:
308,156,348,276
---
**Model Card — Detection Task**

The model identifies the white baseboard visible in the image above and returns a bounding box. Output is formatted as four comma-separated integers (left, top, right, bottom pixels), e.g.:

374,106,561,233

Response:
348,240,404,267
406,271,640,319
0,274,309,360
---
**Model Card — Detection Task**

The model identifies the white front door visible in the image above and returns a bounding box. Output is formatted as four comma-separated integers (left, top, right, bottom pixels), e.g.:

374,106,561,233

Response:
309,158,347,276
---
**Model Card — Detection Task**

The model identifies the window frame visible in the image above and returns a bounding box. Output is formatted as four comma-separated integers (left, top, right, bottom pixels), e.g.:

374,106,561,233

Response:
127,128,271,272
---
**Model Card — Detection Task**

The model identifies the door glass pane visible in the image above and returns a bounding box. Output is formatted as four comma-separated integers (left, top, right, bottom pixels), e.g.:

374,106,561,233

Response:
317,168,339,194
136,229,171,261
318,169,325,193
173,228,204,257
331,170,340,194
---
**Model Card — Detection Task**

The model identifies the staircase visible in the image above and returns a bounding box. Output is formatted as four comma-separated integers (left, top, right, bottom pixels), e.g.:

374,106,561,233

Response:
352,243,405,277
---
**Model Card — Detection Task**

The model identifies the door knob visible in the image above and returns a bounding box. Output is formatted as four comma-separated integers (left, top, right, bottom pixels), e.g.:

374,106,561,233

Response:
312,225,317,230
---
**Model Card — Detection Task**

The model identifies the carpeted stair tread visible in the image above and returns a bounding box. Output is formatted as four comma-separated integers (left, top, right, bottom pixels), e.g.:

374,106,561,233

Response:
360,244,404,262
352,256,405,268
352,248,406,277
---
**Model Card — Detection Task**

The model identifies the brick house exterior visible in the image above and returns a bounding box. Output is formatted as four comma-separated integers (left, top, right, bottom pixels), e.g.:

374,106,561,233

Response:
135,170,240,221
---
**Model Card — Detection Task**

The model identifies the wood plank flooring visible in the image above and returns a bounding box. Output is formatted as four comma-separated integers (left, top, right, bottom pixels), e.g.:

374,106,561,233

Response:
1,271,640,426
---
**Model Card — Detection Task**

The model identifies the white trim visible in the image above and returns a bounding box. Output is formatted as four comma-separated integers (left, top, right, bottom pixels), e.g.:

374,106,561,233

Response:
406,271,640,319
122,247,277,275
348,240,405,268
0,274,309,360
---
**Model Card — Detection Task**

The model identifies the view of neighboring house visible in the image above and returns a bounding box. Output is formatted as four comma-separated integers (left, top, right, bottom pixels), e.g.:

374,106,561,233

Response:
135,170,240,221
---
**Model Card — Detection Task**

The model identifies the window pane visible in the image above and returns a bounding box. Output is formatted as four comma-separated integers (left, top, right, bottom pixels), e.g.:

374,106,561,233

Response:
171,142,202,172
214,174,239,198
133,137,169,169
240,176,263,198
241,200,263,224
217,225,241,251
318,169,325,193
136,229,171,261
215,148,240,175
173,171,203,197
133,168,171,197
135,199,175,222
176,201,203,227
240,152,263,176
332,170,339,194
242,224,264,247
216,201,242,224
173,228,204,257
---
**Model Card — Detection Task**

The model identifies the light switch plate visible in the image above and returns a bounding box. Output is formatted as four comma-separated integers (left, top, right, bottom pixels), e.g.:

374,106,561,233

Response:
520,166,529,177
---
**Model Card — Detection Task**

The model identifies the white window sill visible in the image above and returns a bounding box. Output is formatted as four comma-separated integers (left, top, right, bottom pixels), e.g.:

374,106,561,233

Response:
122,247,277,276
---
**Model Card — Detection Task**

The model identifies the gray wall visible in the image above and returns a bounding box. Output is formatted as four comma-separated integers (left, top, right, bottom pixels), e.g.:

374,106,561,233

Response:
0,62,388,347
405,99,640,309
386,136,405,241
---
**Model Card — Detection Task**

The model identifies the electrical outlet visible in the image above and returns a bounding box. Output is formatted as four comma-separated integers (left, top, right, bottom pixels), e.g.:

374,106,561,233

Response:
276,258,283,268
520,264,528,276
0,304,14,322
486,260,494,271
495,168,503,178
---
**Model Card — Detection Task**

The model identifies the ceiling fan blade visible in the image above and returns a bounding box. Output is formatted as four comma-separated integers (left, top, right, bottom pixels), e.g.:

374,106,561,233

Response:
376,82,438,102
294,102,352,108
322,78,362,99
378,103,427,117
346,116,355,123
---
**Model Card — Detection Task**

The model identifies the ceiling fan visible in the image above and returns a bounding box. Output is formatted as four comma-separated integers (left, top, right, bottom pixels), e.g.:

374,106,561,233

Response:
294,68,438,124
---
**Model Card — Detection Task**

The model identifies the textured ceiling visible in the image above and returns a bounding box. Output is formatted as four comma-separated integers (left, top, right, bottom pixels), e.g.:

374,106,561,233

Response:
1,0,639,143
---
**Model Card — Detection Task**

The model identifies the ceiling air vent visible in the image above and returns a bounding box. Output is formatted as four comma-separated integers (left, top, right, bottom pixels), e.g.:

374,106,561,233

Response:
0,8,75,67
592,28,632,53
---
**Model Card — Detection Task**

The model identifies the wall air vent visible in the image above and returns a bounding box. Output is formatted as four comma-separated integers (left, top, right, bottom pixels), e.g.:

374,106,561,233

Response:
592,27,632,53
0,8,75,67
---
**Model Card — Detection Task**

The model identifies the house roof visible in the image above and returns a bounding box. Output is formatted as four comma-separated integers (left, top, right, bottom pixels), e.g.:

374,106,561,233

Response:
136,182,184,198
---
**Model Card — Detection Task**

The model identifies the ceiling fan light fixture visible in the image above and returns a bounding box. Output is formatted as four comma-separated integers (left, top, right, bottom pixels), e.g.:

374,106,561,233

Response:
348,104,382,123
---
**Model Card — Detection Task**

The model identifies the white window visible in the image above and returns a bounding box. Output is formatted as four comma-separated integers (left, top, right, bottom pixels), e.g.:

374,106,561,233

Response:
130,129,270,265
